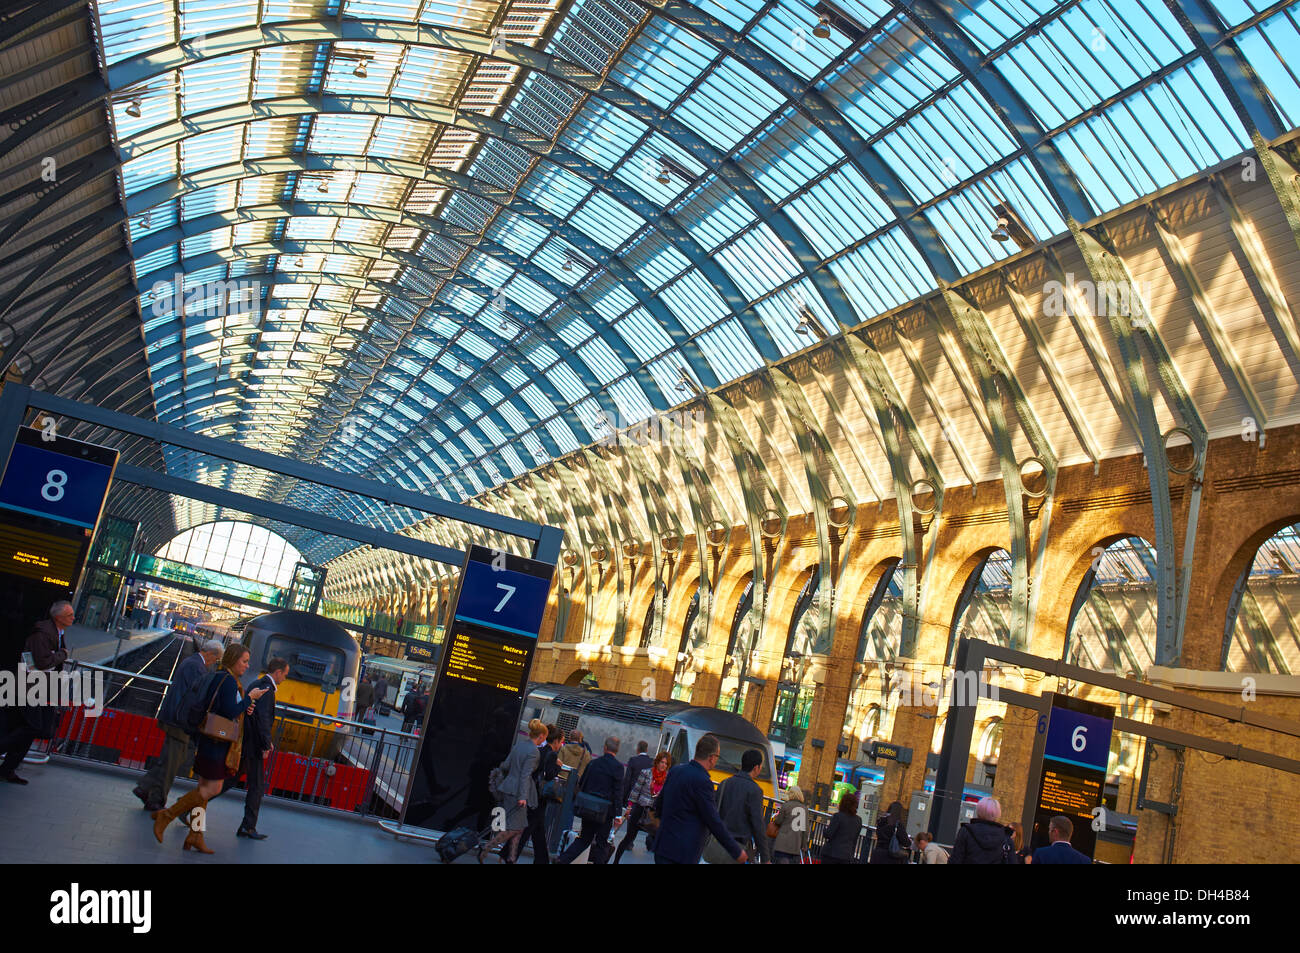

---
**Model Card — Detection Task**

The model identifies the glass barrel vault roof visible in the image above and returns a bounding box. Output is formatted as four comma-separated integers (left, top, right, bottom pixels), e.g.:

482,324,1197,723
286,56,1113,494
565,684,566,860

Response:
94,0,1300,530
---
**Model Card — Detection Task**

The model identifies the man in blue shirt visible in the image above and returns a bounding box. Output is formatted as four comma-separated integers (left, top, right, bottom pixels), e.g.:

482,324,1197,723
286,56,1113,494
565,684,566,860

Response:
653,733,747,865
1032,815,1092,864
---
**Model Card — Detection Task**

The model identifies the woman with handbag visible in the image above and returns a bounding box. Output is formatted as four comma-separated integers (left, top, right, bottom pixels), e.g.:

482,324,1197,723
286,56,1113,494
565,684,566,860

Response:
768,784,809,864
524,723,563,863
869,799,912,865
479,718,545,863
821,791,863,863
152,643,268,854
613,749,669,864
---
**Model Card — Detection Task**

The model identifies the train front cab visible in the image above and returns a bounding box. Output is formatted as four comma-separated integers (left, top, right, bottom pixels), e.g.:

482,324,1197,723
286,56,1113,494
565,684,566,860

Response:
659,712,781,799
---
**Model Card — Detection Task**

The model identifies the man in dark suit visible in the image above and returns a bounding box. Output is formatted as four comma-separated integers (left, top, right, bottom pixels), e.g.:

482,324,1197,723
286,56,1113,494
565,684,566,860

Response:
622,739,653,806
713,748,771,863
1032,816,1092,864
233,657,288,840
556,735,625,864
0,601,74,784
653,734,747,865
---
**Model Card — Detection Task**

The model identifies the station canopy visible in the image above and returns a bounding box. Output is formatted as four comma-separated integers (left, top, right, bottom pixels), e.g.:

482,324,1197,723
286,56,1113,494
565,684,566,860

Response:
4,0,1297,561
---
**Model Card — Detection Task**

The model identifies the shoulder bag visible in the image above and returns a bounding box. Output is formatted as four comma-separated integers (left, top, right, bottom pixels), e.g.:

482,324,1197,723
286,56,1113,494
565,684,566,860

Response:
198,674,240,742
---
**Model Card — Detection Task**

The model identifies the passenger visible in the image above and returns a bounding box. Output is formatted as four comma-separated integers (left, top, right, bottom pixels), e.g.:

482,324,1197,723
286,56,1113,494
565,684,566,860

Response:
613,744,660,864
133,638,222,810
869,800,911,864
950,796,1016,864
1008,821,1030,864
914,831,949,864
151,643,268,854
230,656,288,841
621,740,653,808
708,748,771,864
1031,816,1091,864
479,718,545,864
526,723,563,864
0,601,75,784
372,673,389,716
354,673,375,728
769,784,809,864
559,728,592,781
652,734,747,865
821,791,862,864
556,735,625,864
401,685,427,733
643,750,673,854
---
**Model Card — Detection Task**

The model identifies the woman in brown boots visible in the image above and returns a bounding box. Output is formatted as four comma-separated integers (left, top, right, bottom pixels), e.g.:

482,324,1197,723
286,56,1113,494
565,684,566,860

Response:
152,643,267,854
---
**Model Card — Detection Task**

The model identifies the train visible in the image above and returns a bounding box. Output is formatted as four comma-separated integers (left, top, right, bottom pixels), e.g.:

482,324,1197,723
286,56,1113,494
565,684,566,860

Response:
235,610,361,760
521,683,782,798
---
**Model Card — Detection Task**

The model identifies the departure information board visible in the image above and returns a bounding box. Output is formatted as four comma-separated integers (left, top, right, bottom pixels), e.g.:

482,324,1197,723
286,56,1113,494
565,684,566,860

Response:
401,545,556,833
0,521,85,587
1028,693,1113,858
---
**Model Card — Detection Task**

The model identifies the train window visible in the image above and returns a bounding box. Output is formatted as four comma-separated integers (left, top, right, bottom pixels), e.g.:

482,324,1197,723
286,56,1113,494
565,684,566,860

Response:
264,636,344,686
670,730,689,768
714,736,771,780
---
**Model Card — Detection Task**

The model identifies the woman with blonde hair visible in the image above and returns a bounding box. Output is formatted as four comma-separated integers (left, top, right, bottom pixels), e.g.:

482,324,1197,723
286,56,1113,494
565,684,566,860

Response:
769,784,809,864
480,718,546,863
152,643,268,854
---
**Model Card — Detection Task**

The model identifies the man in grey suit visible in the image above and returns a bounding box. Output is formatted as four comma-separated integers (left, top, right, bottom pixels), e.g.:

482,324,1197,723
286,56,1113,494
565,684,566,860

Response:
132,638,221,811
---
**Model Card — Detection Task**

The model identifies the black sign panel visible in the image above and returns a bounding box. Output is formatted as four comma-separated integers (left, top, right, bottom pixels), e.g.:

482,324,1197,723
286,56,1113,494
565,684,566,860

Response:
1028,693,1114,859
400,545,555,833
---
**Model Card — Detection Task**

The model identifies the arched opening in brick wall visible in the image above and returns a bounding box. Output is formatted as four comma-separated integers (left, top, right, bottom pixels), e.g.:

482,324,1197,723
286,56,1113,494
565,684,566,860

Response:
716,573,755,715
1222,521,1300,674
563,669,597,688
1064,535,1157,678
771,565,822,750
670,582,702,702
840,558,903,759
945,548,1012,667
975,717,1003,787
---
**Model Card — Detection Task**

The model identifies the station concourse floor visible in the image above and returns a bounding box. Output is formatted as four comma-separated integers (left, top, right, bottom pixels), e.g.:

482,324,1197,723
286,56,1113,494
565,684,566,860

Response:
0,759,654,865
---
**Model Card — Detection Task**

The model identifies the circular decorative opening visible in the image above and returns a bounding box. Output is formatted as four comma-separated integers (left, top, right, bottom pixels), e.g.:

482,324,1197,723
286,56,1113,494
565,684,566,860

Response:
590,546,609,563
760,508,784,539
661,534,681,553
622,541,641,559
1163,426,1199,475
827,496,851,529
561,549,579,567
910,478,938,515
705,520,729,546
1018,456,1049,498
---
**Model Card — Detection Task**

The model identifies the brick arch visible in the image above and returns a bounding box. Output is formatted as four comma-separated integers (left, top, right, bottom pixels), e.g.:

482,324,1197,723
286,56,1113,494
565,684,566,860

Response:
933,544,1008,667
621,556,663,650
1201,514,1300,671
563,668,596,687
1029,500,1158,660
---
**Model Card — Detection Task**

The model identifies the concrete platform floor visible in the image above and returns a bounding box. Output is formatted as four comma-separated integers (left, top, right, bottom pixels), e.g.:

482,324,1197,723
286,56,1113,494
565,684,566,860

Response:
0,758,655,865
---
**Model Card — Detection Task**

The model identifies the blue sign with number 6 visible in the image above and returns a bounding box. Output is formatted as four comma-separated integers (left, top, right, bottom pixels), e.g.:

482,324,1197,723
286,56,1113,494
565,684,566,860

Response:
1044,708,1112,771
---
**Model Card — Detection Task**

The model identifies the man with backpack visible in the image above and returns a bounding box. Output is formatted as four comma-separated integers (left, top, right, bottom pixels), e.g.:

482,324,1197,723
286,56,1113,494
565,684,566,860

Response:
132,638,222,812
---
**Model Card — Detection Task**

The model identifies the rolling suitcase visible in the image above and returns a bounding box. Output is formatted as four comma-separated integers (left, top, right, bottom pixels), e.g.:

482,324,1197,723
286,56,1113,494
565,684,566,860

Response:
436,826,484,864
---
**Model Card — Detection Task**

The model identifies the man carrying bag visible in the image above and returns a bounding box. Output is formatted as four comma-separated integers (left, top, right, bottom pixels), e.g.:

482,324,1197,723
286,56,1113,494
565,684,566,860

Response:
555,735,624,864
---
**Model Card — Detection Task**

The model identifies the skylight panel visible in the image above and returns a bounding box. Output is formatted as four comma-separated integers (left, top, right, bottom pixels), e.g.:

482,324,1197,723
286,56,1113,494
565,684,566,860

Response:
368,117,437,162
392,45,477,101
122,148,179,195
678,180,756,251
738,112,840,203
518,164,590,218
676,58,785,152
502,274,556,314
489,212,550,258
180,52,255,114
560,100,646,171
611,20,716,112
698,319,764,381
97,0,173,64
308,114,378,154
786,165,891,258
613,308,673,362
556,315,596,349
520,384,554,417
659,269,729,334
577,339,624,385
545,418,580,455
180,183,237,220
714,225,801,300
569,191,644,250
827,228,935,321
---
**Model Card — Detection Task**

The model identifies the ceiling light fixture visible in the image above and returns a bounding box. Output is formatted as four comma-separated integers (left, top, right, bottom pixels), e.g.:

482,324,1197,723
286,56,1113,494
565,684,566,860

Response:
317,179,329,194
813,15,831,38
562,259,574,273
490,30,506,54
125,98,142,118
794,306,828,341
656,163,671,185
295,256,305,267
990,216,1010,243
989,201,1035,250
353,58,369,78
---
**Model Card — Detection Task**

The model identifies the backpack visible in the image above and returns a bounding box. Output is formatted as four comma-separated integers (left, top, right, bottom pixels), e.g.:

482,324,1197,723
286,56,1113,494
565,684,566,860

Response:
179,672,222,735
1000,835,1017,864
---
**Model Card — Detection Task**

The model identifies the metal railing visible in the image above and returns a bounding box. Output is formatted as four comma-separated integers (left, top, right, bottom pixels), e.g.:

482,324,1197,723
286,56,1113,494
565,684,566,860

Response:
29,660,417,821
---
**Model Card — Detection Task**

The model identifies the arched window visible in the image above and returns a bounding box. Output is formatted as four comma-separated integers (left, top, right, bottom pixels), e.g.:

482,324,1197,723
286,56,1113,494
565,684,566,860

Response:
1064,536,1156,678
639,581,668,650
840,560,903,756
671,583,702,702
946,549,1013,666
156,521,301,586
716,575,755,713
772,566,821,748
1223,522,1299,675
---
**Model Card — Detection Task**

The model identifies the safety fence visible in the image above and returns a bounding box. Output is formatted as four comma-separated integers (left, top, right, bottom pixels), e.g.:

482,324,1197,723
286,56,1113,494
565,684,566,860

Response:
30,661,414,821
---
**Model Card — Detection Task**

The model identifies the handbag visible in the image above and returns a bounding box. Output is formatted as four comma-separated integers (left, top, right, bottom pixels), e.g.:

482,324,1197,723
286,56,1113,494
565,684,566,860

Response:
198,675,240,742
887,824,909,860
224,716,244,772
640,807,661,834
766,817,781,840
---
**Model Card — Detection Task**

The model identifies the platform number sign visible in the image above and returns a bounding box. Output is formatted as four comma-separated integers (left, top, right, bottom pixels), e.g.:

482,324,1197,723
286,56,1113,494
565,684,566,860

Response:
400,543,558,834
1028,693,1114,858
0,427,117,529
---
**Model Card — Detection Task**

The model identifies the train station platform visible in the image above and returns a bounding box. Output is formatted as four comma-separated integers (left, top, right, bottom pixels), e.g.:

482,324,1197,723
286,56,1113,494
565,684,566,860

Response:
0,758,653,865
64,625,175,667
